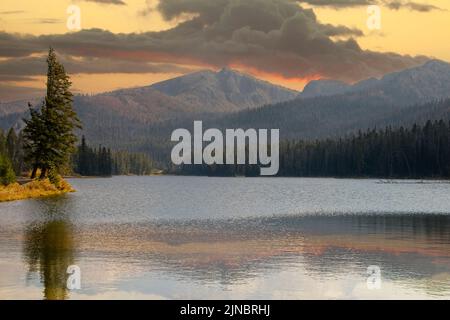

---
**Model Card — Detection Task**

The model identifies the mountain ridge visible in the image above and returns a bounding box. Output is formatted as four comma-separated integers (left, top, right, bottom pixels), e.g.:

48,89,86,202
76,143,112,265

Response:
299,59,450,104
0,68,298,124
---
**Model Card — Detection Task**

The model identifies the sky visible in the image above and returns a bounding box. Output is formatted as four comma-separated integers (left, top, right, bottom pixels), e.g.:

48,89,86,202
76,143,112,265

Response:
0,0,449,101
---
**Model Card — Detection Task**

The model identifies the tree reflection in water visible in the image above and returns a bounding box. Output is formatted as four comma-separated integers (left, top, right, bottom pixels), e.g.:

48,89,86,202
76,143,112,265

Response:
23,197,75,300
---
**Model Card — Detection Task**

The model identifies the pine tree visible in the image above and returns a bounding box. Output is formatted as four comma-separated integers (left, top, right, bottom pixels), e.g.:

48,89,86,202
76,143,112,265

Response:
0,153,15,185
77,135,88,175
6,128,17,161
22,102,47,179
23,48,81,179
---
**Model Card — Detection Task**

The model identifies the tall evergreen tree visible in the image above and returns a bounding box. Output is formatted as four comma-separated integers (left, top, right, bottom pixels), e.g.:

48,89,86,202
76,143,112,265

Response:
23,48,81,179
77,135,89,175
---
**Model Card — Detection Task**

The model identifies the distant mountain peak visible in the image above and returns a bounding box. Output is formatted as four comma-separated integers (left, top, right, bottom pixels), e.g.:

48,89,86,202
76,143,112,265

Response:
299,59,450,101
150,68,298,112
423,59,449,68
217,67,250,79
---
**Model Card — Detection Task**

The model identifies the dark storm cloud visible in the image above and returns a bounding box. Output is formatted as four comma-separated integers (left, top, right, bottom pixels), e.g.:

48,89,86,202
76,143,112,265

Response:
0,0,428,83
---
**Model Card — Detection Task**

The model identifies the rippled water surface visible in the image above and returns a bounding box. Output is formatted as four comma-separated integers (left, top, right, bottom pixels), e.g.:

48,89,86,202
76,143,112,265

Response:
1,176,450,299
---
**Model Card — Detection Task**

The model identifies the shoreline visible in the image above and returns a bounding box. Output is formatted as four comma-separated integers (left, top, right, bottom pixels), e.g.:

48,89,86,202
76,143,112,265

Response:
0,179,74,203
68,174,450,182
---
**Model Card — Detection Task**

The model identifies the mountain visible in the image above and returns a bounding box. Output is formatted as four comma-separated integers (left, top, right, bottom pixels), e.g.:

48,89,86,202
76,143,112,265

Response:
74,87,198,124
0,68,298,153
151,67,298,112
207,59,450,140
299,60,450,105
0,68,297,128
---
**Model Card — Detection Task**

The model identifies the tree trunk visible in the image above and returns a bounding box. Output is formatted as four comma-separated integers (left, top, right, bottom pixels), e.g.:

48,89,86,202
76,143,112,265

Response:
39,167,47,179
31,166,38,179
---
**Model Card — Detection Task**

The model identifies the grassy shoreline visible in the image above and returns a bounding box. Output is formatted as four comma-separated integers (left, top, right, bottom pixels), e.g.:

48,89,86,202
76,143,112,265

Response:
0,178,74,202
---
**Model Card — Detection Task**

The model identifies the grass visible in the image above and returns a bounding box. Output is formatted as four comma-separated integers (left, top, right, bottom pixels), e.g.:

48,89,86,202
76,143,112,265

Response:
0,178,75,202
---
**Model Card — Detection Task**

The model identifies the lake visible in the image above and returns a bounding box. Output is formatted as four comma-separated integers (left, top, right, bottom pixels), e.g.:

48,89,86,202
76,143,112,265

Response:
0,176,449,299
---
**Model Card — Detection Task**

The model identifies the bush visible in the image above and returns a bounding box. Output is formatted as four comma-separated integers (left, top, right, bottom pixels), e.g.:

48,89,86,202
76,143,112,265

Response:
0,154,16,185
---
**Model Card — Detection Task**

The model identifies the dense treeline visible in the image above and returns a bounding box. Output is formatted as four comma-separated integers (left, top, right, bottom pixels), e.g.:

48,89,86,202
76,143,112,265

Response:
278,120,450,178
173,120,450,179
73,136,153,176
112,151,153,176
74,136,112,176
75,99,450,170
0,129,155,180
3,95,450,170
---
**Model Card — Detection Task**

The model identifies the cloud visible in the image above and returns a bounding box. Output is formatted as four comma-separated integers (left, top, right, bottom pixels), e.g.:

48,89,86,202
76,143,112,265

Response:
0,0,428,84
383,1,444,12
0,74,35,82
0,55,194,78
0,10,27,15
32,18,65,24
0,84,45,102
298,0,372,7
82,0,127,5
299,0,443,12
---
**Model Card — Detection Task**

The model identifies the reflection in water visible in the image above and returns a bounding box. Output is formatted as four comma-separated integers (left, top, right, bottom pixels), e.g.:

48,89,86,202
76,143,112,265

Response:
74,214,450,298
1,177,450,299
23,198,75,300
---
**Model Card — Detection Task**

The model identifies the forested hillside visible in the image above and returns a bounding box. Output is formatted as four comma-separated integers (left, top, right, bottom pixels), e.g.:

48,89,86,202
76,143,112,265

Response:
173,120,450,179
278,120,450,178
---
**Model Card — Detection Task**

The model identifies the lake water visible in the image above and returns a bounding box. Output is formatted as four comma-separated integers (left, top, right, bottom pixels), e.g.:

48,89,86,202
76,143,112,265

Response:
0,176,450,299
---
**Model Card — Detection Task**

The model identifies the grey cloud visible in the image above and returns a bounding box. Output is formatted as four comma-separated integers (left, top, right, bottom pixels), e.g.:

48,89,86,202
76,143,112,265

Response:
0,75,35,82
298,0,373,7
299,0,443,11
383,1,444,12
0,0,428,83
0,55,194,77
0,84,45,103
